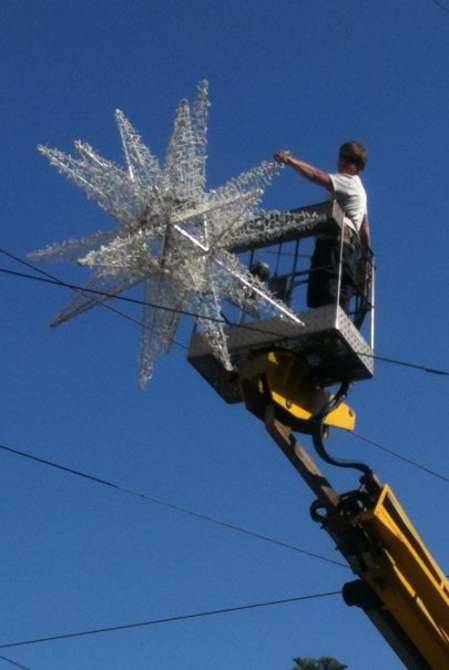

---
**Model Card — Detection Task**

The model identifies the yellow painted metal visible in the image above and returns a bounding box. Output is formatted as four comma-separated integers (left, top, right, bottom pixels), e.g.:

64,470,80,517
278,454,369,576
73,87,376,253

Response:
242,349,449,666
262,350,356,431
354,485,449,669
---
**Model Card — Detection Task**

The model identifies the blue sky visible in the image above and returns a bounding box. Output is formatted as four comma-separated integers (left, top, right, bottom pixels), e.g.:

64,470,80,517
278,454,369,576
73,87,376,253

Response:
0,1,448,668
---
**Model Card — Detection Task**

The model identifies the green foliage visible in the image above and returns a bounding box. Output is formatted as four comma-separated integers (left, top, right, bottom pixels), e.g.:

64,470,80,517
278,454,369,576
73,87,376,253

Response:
292,656,348,670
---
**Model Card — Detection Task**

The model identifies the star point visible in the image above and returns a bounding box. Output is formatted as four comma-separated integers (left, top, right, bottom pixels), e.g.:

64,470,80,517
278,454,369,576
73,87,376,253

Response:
30,81,300,386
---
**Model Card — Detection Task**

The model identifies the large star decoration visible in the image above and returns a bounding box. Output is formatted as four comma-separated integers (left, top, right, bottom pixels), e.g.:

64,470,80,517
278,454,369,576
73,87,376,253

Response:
30,81,301,387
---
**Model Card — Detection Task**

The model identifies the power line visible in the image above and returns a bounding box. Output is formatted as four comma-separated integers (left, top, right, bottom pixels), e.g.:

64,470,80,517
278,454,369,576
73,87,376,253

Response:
5,429,449,573
0,591,340,650
0,248,144,329
0,656,31,670
2,253,448,485
351,432,449,484
0,264,228,324
357,351,449,376
0,261,344,360
0,442,347,569
0,258,448,378
431,0,449,13
0,249,189,351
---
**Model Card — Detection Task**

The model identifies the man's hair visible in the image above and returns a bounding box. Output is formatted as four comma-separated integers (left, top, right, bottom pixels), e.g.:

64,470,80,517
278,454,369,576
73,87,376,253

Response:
339,141,368,170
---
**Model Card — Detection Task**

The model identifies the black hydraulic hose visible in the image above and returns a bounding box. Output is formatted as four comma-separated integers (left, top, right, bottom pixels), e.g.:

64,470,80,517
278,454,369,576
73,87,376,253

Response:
310,383,373,476
312,381,350,423
311,421,372,476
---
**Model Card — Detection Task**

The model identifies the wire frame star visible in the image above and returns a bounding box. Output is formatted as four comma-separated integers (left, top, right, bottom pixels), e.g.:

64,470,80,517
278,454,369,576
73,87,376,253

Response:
30,81,301,387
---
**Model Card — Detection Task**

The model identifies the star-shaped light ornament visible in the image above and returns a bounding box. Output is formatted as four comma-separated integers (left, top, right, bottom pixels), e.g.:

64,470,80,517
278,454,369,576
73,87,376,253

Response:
30,82,302,387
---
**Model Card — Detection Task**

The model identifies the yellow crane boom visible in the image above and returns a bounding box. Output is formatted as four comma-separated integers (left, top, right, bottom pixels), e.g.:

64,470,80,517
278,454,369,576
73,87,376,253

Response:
188,199,449,668
260,377,449,670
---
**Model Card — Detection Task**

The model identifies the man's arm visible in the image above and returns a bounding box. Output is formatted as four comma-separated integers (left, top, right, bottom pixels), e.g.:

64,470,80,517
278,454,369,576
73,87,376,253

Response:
274,151,332,192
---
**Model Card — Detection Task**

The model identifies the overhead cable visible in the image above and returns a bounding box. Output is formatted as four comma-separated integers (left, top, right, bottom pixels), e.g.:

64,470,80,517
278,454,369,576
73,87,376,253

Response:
0,656,31,670
0,249,188,350
356,351,449,376
0,591,341,650
351,432,449,484
0,442,347,569
0,260,448,378
0,248,144,328
431,0,449,13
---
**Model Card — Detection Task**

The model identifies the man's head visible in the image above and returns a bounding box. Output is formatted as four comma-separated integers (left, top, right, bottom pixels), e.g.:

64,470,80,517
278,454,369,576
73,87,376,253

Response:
338,141,368,174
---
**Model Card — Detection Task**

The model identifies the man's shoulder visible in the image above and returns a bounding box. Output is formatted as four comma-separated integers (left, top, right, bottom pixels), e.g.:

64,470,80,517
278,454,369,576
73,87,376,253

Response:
330,172,363,184
330,173,366,195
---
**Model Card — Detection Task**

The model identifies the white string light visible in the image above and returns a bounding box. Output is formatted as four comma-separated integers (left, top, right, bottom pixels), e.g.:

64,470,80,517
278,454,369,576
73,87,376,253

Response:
30,82,302,387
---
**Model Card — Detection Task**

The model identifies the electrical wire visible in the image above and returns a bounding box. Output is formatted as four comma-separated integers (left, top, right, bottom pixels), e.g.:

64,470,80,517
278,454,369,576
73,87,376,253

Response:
356,351,449,376
0,249,189,351
0,264,242,326
0,259,448,377
351,432,449,484
0,591,341,650
431,0,449,13
0,261,344,358
0,442,347,569
2,251,449,486
0,249,144,328
0,656,31,670
0,236,446,661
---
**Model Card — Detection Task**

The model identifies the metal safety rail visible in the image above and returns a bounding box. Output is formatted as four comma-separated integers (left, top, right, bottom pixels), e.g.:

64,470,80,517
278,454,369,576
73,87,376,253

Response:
188,200,375,403
229,199,375,349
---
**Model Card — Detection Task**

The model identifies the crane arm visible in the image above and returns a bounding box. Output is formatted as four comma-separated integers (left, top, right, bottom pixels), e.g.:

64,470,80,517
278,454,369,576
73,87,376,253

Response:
264,410,449,670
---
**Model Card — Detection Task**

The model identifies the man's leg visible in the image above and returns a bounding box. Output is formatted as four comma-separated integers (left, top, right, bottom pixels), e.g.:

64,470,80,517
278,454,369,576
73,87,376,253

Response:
307,238,357,314
339,243,359,313
307,238,339,308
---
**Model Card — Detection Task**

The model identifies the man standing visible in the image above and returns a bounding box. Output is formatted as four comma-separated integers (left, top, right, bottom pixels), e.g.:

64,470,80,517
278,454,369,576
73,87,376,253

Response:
274,142,370,321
